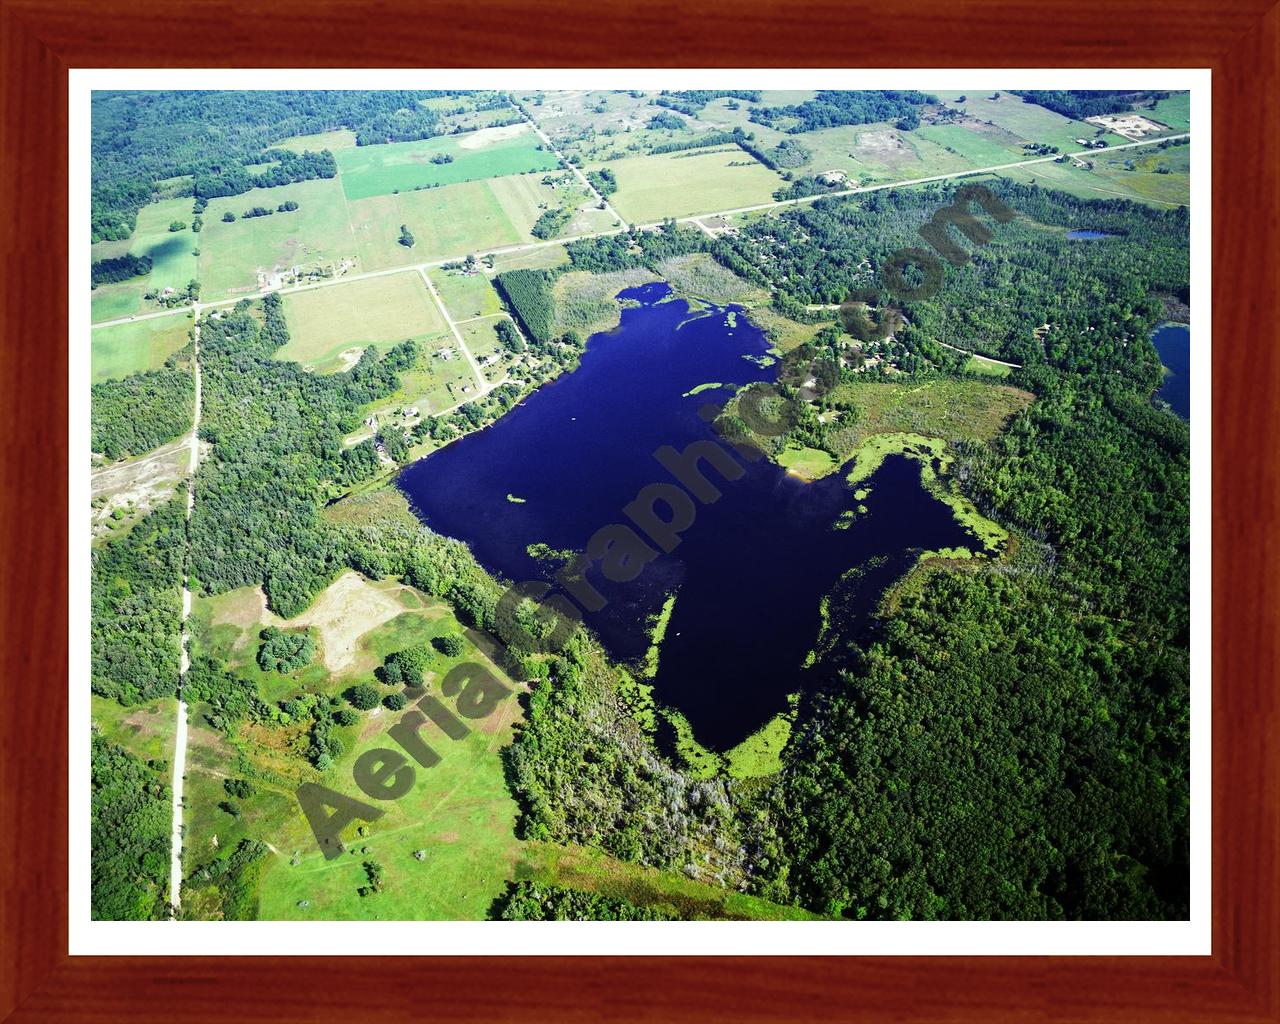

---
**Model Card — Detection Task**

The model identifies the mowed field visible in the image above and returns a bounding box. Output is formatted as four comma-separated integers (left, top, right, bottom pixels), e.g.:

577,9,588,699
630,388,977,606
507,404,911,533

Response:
914,121,1027,166
428,267,503,320
273,128,358,153
198,177,359,299
1141,93,1191,132
130,196,198,294
349,172,558,270
933,91,1127,152
596,149,785,221
335,125,558,200
92,315,191,383
278,272,449,373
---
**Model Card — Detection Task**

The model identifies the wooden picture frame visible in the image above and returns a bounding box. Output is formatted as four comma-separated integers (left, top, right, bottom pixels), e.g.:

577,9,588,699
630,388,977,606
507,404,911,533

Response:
2,1,1275,1019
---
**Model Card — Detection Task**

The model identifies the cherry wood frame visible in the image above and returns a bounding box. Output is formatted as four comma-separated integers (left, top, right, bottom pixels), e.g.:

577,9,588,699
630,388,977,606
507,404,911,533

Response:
2,1,1276,1019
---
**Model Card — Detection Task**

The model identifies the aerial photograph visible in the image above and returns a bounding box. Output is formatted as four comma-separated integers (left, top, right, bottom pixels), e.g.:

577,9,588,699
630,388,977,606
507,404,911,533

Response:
88,86,1192,923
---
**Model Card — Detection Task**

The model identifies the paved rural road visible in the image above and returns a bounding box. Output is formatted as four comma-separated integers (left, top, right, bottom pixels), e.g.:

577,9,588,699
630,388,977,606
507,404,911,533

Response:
169,302,202,917
90,132,1190,334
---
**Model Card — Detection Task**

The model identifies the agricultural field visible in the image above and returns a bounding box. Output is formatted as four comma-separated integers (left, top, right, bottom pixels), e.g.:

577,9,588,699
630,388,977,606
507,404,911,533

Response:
91,282,150,324
335,124,559,200
933,91,1127,152
593,148,785,222
429,267,503,320
197,177,360,299
914,120,1028,166
349,172,559,270
273,128,358,153
92,315,192,383
129,196,199,295
798,123,973,184
1139,92,1191,131
488,243,571,273
277,272,449,373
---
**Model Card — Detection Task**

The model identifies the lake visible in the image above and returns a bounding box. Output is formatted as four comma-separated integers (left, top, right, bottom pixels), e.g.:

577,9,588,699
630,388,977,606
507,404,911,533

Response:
1153,322,1190,419
1066,229,1117,240
399,284,976,749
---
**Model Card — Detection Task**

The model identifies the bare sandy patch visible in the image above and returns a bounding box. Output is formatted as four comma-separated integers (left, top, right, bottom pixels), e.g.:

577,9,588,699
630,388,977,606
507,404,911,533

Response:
333,347,364,373
280,571,408,674
209,586,269,630
457,123,530,149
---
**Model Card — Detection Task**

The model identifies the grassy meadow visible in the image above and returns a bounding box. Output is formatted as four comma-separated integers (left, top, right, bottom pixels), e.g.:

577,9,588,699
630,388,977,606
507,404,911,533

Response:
198,178,359,299
597,149,786,221
335,126,558,200
92,315,192,383
278,272,449,373
933,91,1127,152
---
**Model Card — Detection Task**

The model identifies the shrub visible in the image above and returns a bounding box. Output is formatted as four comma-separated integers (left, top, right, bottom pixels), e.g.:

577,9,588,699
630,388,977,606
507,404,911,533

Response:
256,626,315,673
431,634,464,657
348,684,381,711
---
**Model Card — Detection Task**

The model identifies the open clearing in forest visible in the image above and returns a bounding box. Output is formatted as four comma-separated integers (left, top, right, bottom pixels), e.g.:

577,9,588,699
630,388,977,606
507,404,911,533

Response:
271,571,412,675
278,271,449,373
273,128,358,153
335,126,558,200
825,377,1035,463
596,148,785,222
92,315,191,383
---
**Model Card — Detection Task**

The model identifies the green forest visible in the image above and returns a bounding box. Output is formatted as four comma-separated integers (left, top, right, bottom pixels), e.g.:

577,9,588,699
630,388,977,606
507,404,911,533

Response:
91,362,194,457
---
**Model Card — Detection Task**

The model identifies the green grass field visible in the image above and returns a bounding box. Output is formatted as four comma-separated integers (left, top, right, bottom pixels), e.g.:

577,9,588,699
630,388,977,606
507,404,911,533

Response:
803,123,974,184
335,126,559,201
596,148,785,221
92,694,178,765
273,128,358,153
198,178,360,299
349,172,559,270
915,121,1027,166
934,91,1127,152
278,272,449,373
130,197,198,294
428,268,503,320
91,282,150,324
1141,92,1191,131
965,354,1014,378
92,315,192,383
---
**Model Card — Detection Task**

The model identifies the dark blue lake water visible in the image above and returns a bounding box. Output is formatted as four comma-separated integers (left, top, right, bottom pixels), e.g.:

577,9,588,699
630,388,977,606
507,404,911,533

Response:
399,284,975,748
1066,229,1117,240
1153,323,1190,420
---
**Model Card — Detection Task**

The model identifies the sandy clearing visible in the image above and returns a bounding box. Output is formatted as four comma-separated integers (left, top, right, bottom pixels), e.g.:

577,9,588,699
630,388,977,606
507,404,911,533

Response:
281,570,408,674
456,122,530,149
